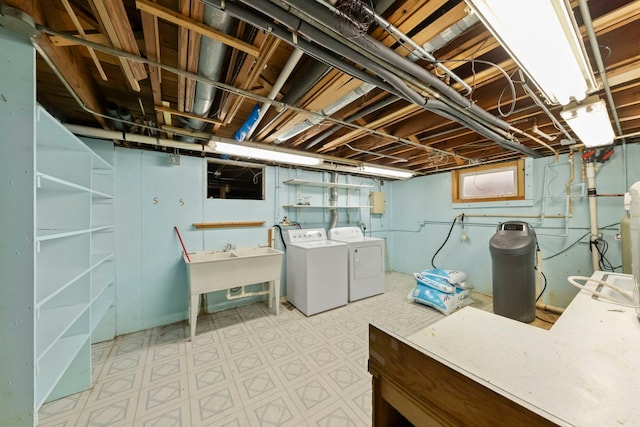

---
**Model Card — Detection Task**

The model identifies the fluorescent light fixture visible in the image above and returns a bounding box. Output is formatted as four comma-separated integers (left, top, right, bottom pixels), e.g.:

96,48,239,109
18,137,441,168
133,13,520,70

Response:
211,141,322,166
466,0,598,105
361,165,414,179
560,96,614,147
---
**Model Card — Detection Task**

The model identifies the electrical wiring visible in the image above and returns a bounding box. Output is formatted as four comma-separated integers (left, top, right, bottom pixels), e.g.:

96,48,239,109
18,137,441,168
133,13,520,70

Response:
567,276,639,308
590,238,621,272
273,224,287,249
542,222,620,260
536,271,547,302
431,216,459,269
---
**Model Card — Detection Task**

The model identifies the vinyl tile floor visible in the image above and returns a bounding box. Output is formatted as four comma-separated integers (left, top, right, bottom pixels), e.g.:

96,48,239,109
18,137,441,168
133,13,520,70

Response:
37,271,493,427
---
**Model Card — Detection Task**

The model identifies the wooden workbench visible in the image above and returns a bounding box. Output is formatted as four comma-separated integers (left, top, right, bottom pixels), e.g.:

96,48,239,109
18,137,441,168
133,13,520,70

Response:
369,272,640,426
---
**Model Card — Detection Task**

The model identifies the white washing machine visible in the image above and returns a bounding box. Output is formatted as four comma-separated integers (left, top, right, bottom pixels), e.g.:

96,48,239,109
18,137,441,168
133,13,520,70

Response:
286,228,348,315
328,227,385,301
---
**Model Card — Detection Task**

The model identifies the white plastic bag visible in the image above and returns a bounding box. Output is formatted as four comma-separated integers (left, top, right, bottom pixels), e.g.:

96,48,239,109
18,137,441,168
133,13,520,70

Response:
408,284,473,315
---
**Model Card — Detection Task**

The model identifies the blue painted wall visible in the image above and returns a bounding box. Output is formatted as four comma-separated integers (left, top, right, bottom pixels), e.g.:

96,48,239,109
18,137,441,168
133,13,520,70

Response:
386,146,639,307
111,141,638,333
113,147,385,334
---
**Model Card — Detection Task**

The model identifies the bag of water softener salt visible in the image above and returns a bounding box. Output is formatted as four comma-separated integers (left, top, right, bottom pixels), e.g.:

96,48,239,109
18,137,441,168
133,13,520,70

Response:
413,272,456,293
407,284,473,315
421,268,473,290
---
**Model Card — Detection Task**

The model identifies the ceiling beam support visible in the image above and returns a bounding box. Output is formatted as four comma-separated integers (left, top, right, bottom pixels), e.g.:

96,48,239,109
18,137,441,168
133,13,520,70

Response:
135,0,260,57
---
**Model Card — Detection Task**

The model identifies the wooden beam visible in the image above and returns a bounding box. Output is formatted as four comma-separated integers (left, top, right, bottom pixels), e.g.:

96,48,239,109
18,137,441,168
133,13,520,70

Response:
185,0,204,112
177,0,190,112
59,0,107,81
136,0,260,57
140,10,164,126
6,0,107,127
155,105,223,126
224,35,281,125
90,0,147,91
319,104,421,152
49,32,109,47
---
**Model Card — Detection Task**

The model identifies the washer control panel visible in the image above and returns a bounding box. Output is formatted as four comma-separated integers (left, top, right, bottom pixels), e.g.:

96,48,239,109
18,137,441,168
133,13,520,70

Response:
288,228,327,243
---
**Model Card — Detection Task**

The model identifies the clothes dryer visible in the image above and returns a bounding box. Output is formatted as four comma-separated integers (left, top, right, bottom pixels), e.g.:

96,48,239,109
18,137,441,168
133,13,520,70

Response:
328,227,385,301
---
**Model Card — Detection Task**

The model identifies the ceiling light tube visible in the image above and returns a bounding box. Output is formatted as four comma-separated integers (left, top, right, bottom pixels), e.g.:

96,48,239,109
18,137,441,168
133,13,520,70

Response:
211,141,323,166
361,165,414,179
466,0,598,105
560,96,615,148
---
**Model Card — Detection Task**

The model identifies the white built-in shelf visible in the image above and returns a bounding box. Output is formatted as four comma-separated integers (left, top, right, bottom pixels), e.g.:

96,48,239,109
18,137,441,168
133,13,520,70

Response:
283,178,372,189
91,294,114,333
92,274,114,302
36,303,89,360
91,189,114,199
36,228,91,242
35,333,90,409
32,105,116,410
91,253,114,270
36,173,92,193
36,269,90,308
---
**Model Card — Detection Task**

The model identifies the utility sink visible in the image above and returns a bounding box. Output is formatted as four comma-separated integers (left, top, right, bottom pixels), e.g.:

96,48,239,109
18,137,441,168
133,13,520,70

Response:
183,246,284,339
188,250,238,262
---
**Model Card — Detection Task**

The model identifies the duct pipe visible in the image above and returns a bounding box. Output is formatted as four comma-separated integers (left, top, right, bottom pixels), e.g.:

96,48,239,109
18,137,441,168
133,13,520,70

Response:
185,6,233,136
303,96,398,149
424,99,541,158
206,0,540,158
271,0,513,132
276,83,377,143
282,12,478,147
421,13,479,55
243,48,304,140
35,25,457,159
329,172,339,229
585,161,600,272
312,0,473,95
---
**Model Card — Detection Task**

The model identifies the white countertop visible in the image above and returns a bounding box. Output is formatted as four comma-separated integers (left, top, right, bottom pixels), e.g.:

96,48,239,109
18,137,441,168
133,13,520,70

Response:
408,271,640,426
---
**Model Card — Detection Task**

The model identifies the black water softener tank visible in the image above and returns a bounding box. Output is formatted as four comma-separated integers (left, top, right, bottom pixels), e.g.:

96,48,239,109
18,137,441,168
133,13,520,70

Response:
489,221,537,322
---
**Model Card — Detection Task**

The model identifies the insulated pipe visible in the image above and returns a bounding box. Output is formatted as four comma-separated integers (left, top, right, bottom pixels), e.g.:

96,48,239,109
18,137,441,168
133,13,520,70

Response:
37,25,430,152
272,0,513,132
424,99,541,158
312,0,474,95
209,0,540,157
303,96,398,149
585,161,600,272
276,83,377,143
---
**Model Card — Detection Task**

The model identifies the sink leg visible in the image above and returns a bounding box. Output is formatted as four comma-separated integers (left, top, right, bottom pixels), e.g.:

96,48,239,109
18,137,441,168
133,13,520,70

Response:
275,279,280,316
268,281,273,309
190,294,199,340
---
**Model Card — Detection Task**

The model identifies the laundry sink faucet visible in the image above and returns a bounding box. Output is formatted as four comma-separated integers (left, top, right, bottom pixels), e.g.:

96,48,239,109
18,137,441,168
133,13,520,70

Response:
224,243,235,252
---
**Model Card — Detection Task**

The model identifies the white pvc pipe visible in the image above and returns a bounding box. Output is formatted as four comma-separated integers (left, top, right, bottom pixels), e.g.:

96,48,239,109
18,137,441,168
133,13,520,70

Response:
586,162,600,272
247,48,304,139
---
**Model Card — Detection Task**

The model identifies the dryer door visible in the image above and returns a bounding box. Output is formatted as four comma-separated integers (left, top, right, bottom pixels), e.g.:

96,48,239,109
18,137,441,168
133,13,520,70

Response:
353,244,384,279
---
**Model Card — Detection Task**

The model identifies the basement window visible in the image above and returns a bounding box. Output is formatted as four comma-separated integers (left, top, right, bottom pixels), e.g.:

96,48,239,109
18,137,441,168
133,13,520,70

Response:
207,161,264,200
452,159,525,203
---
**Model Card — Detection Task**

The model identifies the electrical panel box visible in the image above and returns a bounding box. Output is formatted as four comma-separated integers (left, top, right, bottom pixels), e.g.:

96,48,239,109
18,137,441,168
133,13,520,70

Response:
370,191,385,214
